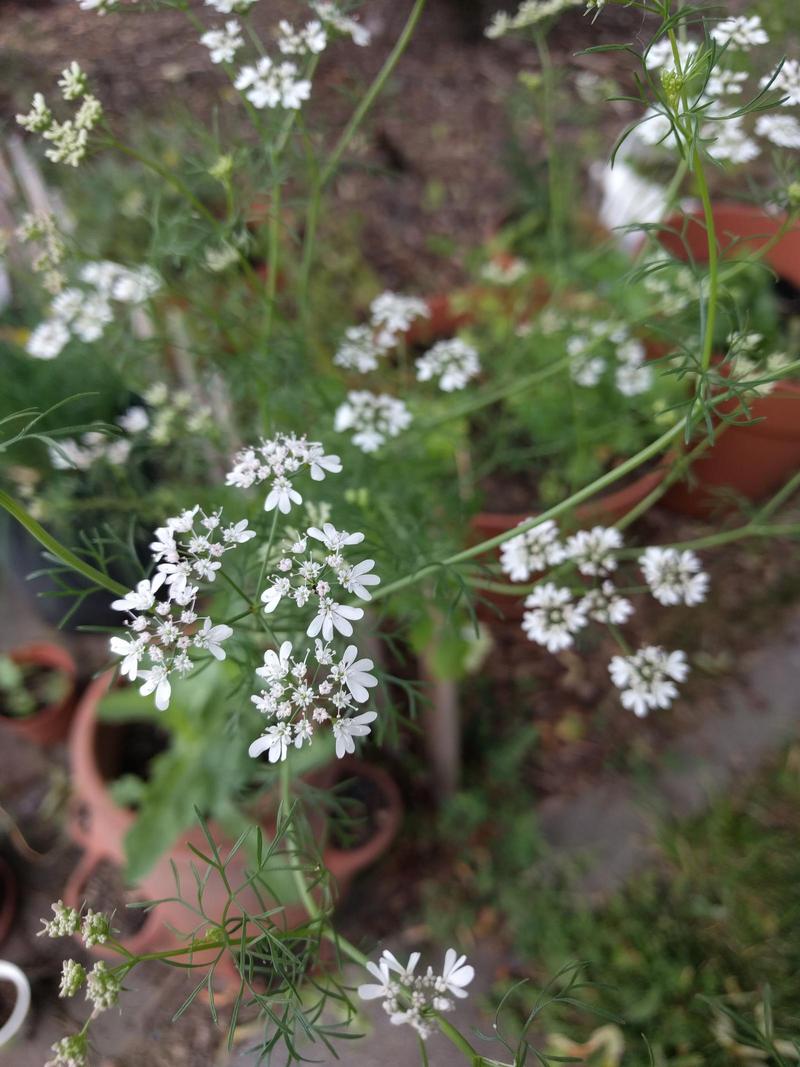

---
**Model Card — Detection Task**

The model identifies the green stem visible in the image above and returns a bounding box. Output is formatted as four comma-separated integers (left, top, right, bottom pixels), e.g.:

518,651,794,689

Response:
278,760,324,923
264,172,282,343
0,489,128,597
318,0,427,191
299,0,427,306
370,419,685,603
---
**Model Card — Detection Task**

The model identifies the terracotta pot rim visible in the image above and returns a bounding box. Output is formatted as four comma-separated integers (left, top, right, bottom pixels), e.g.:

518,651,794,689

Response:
322,758,403,881
1,643,79,743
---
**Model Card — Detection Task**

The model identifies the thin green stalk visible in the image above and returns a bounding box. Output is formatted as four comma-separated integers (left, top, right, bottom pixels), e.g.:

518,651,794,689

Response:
534,30,563,263
103,136,217,224
0,489,128,597
371,419,686,603
299,0,427,307
264,170,282,342
278,760,323,923
318,0,427,190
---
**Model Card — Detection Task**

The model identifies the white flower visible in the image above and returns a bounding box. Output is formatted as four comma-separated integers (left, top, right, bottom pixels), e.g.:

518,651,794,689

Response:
223,518,256,544
85,961,119,1015
74,94,103,131
358,957,394,1000
703,117,760,164
609,646,689,717
109,635,147,681
645,37,699,72
42,121,89,167
639,546,709,606
307,598,364,642
564,526,622,576
111,574,166,613
710,16,768,50
58,62,87,101
762,59,800,107
635,107,679,150
500,519,565,582
416,338,481,392
334,645,377,703
277,18,327,56
334,391,412,452
39,900,80,938
248,722,293,762
616,361,653,396
311,1,371,46
522,583,588,653
567,335,606,387
485,0,581,36
338,558,380,600
706,69,748,97
439,948,475,999
226,433,341,510
332,710,377,758
193,619,233,660
480,256,527,284
204,0,257,12
334,324,385,373
114,407,147,436
579,581,634,625
265,476,303,514
359,947,473,1041
59,959,86,999
370,291,429,347
46,1034,89,1067
27,319,70,360
16,93,53,132
257,641,293,684
81,908,110,947
201,20,244,64
138,665,172,711
72,294,113,342
755,114,800,149
234,57,311,110
110,265,160,303
307,522,365,552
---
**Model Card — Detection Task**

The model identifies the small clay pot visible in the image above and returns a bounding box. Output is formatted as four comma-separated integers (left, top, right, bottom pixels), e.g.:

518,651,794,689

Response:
658,203,800,516
66,674,402,965
0,643,78,745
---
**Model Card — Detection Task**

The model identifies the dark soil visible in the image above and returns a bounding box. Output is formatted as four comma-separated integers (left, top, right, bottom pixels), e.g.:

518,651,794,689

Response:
95,719,170,787
82,858,149,938
0,0,663,292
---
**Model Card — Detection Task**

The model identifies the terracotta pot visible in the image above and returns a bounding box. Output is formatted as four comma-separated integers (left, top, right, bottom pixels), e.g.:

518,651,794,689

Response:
0,860,15,949
406,277,549,348
65,674,401,961
658,203,800,516
0,643,78,745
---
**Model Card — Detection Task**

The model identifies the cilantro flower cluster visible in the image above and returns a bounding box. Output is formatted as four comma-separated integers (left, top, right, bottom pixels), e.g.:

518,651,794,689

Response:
563,318,653,396
41,901,122,1065
358,948,475,1041
636,17,800,162
198,2,368,112
499,519,709,717
109,506,255,710
26,259,160,361
260,522,380,640
226,433,342,512
333,291,481,452
248,639,378,762
334,391,413,453
16,62,102,167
